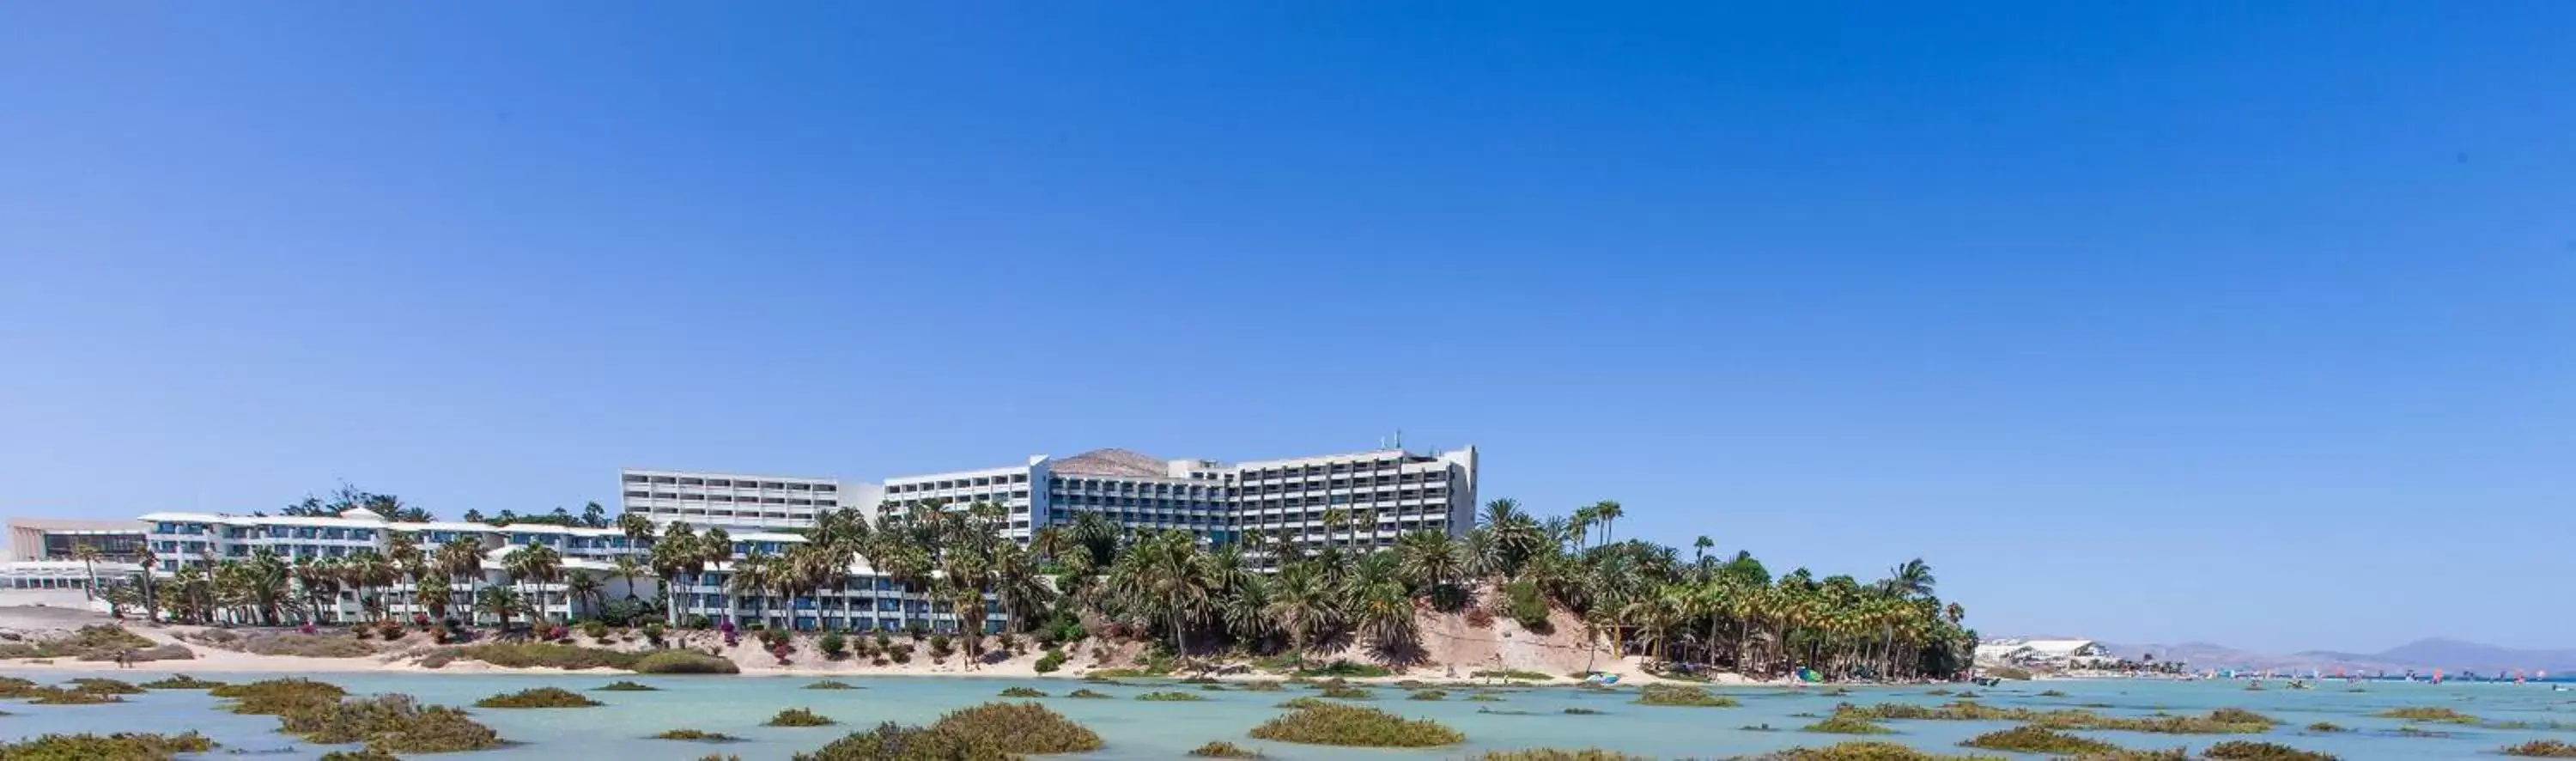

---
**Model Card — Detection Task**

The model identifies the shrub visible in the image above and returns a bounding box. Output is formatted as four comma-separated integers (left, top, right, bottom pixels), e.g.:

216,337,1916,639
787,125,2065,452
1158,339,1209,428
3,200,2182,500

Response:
806,679,860,690
597,680,659,691
2201,740,2337,760
1503,579,1551,630
1473,668,1553,681
1034,649,1068,673
1467,693,1504,702
791,703,1103,760
210,679,349,715
1563,708,1604,715
1295,660,1394,678
1319,685,1376,700
1634,684,1737,707
2305,722,2343,732
1960,727,2117,754
767,708,837,727
473,687,603,708
1757,741,2002,760
0,732,215,758
277,694,507,753
1802,716,1893,734
2375,706,2481,723
237,632,377,658
683,614,712,630
66,678,147,695
1191,740,1267,758
24,687,124,704
887,642,914,664
1249,702,1465,747
652,729,743,742
2502,740,2576,758
0,624,155,660
999,686,1048,697
584,620,610,640
1474,752,1653,761
928,634,954,660
635,649,741,674
1139,691,1206,701
819,632,848,659
142,674,228,690
319,749,401,761
1067,688,1111,698
445,642,642,670
1410,690,1449,701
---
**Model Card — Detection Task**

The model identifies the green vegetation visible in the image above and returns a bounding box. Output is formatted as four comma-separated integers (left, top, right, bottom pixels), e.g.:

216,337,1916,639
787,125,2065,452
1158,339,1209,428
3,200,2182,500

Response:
634,649,742,674
1294,661,1394,679
1801,716,1893,734
66,678,147,695
276,694,507,754
805,679,860,690
1034,649,1068,673
0,732,215,760
2306,722,2344,733
1473,669,1555,681
597,680,659,691
999,686,1048,697
2502,740,2576,758
1959,727,2119,754
1248,702,1465,747
1754,741,2002,760
1409,689,1449,700
1139,691,1206,701
1473,752,1653,761
2038,690,2068,697
438,642,642,670
1467,693,1504,702
1832,701,2276,734
767,708,837,727
1563,707,1606,715
209,679,349,715
2200,740,2338,760
790,702,1103,759
1241,680,1285,692
651,729,743,742
1067,688,1112,698
473,687,604,708
1319,685,1376,700
0,624,155,660
141,674,228,690
317,749,401,761
2375,706,2481,723
1634,684,1738,707
1190,740,1267,758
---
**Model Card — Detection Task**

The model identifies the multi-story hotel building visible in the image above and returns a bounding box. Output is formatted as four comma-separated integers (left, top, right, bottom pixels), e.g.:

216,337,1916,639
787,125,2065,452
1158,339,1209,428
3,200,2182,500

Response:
617,469,878,532
882,447,1479,554
123,508,993,633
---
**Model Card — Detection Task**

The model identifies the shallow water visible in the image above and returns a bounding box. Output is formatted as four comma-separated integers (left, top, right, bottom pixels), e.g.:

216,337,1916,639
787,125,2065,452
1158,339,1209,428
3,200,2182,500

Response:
6,670,2573,758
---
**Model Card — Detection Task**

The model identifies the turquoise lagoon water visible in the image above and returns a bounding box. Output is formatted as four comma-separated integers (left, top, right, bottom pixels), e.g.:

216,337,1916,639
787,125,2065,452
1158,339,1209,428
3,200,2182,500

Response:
6,670,2573,758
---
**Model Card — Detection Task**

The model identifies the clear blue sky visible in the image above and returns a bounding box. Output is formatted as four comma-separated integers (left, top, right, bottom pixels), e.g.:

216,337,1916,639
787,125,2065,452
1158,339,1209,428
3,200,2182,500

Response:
2,3,2568,654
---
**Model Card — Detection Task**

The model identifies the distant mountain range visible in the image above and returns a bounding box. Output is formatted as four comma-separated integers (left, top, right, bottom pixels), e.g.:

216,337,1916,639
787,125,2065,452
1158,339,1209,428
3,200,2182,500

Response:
2094,638,2576,675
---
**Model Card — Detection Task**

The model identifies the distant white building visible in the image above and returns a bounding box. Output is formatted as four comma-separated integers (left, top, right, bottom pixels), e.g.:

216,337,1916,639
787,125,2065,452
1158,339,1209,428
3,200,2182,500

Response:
617,469,879,532
1977,638,2114,668
882,446,1479,553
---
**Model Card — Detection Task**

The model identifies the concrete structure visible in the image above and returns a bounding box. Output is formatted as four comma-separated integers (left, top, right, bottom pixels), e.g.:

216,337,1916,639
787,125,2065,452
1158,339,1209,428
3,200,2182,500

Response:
618,469,874,532
883,446,1479,554
6,518,150,563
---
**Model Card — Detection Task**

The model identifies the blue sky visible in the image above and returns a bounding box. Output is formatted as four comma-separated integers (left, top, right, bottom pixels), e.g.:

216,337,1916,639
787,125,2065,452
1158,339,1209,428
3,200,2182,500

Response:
2,3,2568,653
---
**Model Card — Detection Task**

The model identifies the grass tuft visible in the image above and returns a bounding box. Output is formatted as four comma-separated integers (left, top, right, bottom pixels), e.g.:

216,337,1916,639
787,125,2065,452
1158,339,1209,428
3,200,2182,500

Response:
1959,727,2118,754
1633,684,1738,707
1248,702,1465,747
651,729,743,742
141,674,228,690
1139,691,1206,701
2201,740,2338,760
766,708,836,727
473,687,603,709
1190,740,1267,758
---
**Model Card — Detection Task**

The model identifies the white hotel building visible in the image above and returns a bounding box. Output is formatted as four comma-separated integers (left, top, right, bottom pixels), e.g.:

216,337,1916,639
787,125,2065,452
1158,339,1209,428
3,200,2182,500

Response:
881,447,1479,553
617,469,880,532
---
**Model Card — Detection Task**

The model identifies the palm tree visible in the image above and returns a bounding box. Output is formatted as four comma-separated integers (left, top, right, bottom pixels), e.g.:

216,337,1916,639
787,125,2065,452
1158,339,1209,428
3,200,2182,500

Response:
1263,562,1336,657
1117,531,1213,657
134,545,160,621
1692,536,1714,564
475,587,528,631
436,536,485,619
567,573,605,620
416,570,453,620
503,545,565,624
725,551,777,628
71,543,103,601
1883,558,1935,600
295,557,342,624
1590,500,1625,547
647,522,703,626
609,556,646,601
1320,508,1349,553
1393,531,1464,598
990,544,1054,632
349,551,397,622
386,533,423,616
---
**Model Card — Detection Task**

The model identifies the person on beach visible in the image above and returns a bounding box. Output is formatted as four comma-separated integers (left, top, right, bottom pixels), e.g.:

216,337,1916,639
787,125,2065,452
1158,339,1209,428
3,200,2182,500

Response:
115,648,133,669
